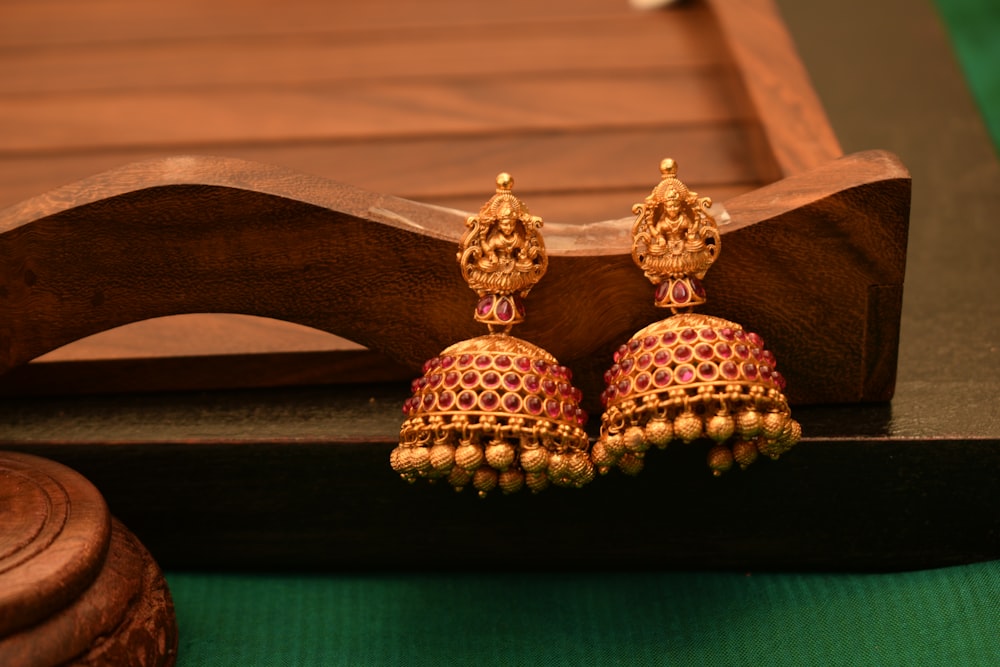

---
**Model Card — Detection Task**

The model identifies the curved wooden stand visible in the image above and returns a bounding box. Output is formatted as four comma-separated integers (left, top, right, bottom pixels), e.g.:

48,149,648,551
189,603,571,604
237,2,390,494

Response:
0,150,908,406
0,451,177,667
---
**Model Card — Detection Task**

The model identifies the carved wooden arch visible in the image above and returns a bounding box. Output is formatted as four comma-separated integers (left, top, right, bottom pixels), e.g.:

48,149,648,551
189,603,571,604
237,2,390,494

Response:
0,151,909,406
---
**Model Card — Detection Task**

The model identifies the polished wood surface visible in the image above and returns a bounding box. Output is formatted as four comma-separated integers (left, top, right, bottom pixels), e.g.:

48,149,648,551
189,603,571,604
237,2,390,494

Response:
0,0,846,386
0,452,177,667
4,0,995,572
0,150,908,406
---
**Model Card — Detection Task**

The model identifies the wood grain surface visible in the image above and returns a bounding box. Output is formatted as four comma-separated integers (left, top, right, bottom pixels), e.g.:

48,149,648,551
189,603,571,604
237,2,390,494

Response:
0,0,847,390
0,452,177,667
0,150,909,406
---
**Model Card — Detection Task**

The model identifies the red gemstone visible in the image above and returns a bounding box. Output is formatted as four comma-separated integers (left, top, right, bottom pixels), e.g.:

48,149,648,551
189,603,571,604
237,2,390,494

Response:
502,393,522,413
477,295,494,317
734,344,750,359
515,356,532,372
541,378,557,395
617,378,632,396
525,395,543,415
761,350,776,366
524,374,540,393
439,355,455,369
495,355,512,370
514,296,526,317
422,393,436,410
715,342,733,359
697,362,718,381
480,391,500,410
691,278,706,299
576,408,588,426
654,369,672,387
674,346,693,363
423,357,440,373
438,391,455,410
562,402,576,420
545,399,561,418
655,281,671,303
699,328,718,341
496,297,515,322
643,335,658,349
620,358,635,374
720,361,739,379
461,371,479,388
572,387,583,403
671,280,690,303
475,354,492,369
662,332,678,345
719,328,735,341
742,363,758,380
503,373,521,391
748,332,765,348
628,338,642,353
759,364,772,380
681,328,698,342
654,349,671,366
558,382,572,397
676,365,695,384
458,354,473,368
635,373,651,391
428,373,443,388
533,359,549,374
458,391,477,410
637,353,652,370
482,371,501,388
444,371,460,388
772,371,787,390
695,344,714,360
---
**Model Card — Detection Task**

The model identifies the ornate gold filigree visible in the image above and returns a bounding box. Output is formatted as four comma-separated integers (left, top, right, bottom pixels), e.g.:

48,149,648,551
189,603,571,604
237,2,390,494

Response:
392,174,592,496
631,159,721,311
594,158,800,476
457,173,547,328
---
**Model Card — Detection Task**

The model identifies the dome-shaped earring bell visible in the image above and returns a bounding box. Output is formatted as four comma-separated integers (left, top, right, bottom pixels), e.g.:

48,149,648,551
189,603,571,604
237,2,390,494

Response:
593,159,801,477
391,174,593,497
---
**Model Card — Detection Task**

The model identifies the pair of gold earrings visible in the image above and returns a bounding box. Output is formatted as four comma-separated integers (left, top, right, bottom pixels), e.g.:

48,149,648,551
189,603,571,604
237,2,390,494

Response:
390,159,801,497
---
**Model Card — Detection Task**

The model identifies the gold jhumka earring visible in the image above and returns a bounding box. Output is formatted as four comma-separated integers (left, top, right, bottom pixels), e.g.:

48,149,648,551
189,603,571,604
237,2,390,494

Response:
390,174,593,497
593,159,801,476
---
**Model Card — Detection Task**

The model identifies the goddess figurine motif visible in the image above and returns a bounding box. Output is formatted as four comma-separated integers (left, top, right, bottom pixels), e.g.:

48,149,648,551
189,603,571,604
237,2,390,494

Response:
458,173,547,326
632,158,719,309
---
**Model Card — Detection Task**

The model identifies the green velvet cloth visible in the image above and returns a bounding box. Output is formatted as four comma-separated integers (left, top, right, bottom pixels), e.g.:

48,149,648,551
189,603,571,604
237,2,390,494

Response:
934,0,1000,152
166,560,1000,666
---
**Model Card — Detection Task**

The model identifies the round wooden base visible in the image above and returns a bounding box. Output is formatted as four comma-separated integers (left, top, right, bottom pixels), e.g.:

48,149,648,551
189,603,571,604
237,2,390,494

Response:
0,451,177,666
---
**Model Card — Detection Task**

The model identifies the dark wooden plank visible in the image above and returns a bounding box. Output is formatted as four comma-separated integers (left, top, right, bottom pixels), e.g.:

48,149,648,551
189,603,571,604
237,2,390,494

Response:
0,384,995,572
0,150,909,406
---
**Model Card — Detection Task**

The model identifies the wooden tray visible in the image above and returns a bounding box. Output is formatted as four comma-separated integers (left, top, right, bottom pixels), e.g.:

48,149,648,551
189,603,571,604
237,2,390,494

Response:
0,0,949,573
0,0,906,403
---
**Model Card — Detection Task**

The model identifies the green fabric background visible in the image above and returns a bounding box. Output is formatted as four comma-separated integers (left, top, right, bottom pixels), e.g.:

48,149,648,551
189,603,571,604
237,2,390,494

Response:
163,4,1000,665
165,561,1000,666
934,0,1000,152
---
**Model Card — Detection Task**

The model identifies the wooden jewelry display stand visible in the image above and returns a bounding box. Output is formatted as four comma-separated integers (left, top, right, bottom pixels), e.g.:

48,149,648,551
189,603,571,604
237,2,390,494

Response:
5,0,992,579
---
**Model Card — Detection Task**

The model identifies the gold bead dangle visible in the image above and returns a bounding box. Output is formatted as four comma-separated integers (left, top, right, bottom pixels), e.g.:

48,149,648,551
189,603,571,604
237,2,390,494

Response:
594,159,801,477
391,174,592,497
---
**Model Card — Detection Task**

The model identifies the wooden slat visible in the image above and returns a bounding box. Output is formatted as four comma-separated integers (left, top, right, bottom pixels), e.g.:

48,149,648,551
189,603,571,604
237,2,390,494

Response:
0,125,761,215
707,0,841,174
0,70,742,154
0,0,670,46
0,15,720,96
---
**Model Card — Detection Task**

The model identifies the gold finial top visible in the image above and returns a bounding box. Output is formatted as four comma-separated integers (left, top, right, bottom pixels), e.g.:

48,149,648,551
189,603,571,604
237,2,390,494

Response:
457,174,548,329
631,159,720,310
